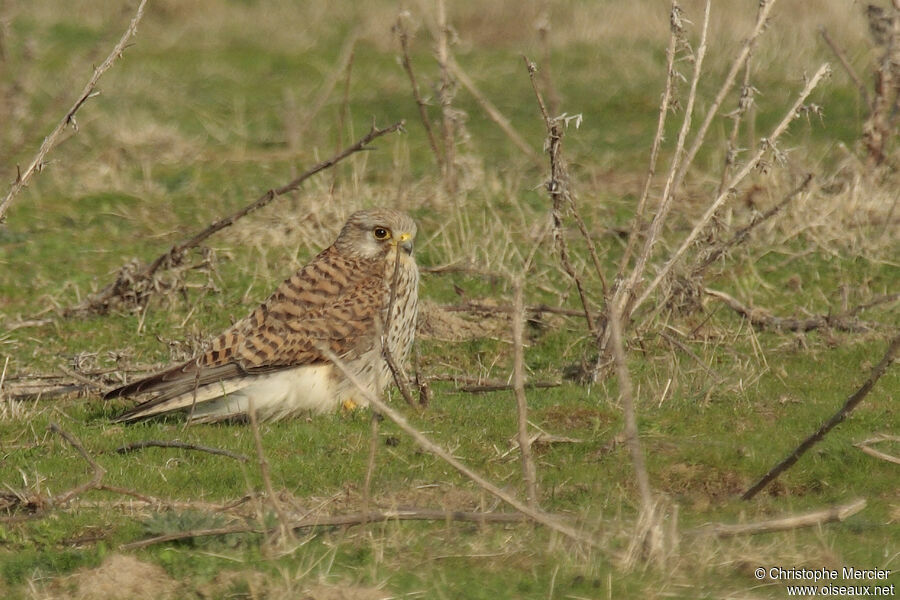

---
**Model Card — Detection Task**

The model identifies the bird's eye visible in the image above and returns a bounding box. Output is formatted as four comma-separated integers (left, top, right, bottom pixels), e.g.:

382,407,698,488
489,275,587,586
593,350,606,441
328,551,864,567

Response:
373,227,390,240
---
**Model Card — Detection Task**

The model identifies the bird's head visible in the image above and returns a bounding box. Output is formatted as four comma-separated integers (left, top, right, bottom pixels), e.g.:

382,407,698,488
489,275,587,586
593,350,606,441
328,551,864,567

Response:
335,209,417,261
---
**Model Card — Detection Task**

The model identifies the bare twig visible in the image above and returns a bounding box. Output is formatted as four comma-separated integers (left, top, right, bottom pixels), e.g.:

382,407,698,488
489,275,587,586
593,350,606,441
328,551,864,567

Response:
691,174,813,278
459,380,561,394
525,56,597,337
320,345,597,547
47,422,106,507
66,120,405,315
448,57,543,167
121,508,527,551
718,2,761,198
248,399,294,543
0,0,149,223
608,310,652,510
854,434,900,465
394,12,443,169
704,288,877,333
435,0,457,193
697,498,866,537
115,440,249,463
618,0,682,280
297,30,359,142
439,300,595,319
512,279,538,509
819,27,870,107
742,332,900,500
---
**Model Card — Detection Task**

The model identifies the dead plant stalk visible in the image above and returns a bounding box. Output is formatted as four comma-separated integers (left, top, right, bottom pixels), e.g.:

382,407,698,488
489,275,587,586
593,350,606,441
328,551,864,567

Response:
512,279,538,509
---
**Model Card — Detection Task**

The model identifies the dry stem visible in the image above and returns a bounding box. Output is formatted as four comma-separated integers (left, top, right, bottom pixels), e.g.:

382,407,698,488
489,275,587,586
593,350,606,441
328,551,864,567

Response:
115,440,249,463
525,56,598,337
47,422,106,507
512,279,538,509
819,27,869,108
704,288,879,333
697,498,866,537
607,310,652,510
617,0,712,318
435,0,457,193
742,332,900,500
618,0,682,280
394,13,443,169
121,508,527,551
0,0,148,223
448,57,542,167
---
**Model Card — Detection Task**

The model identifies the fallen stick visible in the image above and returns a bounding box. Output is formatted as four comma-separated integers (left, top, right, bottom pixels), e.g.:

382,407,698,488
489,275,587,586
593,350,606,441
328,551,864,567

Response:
121,508,528,550
115,440,249,463
47,422,106,508
854,434,900,465
742,332,900,500
705,288,878,333
696,498,866,537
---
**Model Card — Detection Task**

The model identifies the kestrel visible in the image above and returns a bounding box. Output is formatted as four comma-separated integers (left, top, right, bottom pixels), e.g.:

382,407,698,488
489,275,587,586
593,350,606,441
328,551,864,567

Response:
106,209,419,423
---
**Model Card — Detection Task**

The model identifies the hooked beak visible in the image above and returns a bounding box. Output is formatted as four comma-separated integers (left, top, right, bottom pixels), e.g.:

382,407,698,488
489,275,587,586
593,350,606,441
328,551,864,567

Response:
398,232,414,255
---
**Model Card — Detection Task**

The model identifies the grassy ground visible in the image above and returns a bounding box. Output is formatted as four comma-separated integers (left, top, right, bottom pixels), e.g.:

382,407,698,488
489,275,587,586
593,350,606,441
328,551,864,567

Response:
1,1,898,598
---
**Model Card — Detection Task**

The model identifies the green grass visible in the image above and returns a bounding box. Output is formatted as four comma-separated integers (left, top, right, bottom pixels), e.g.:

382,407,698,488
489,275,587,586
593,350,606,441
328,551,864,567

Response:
1,1,898,598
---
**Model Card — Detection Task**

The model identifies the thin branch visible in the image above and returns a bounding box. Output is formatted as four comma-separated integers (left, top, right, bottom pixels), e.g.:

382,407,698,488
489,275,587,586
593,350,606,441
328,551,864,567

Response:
676,0,779,199
320,345,597,547
607,310,652,510
394,13,443,169
115,440,249,463
66,120,405,315
704,288,878,333
525,56,597,337
448,57,543,167
618,0,682,280
296,30,359,142
691,174,813,278
47,422,106,507
0,0,149,223
854,434,900,465
435,0,457,193
121,508,528,551
438,300,596,319
819,27,870,108
512,279,539,509
742,332,900,500
697,498,866,537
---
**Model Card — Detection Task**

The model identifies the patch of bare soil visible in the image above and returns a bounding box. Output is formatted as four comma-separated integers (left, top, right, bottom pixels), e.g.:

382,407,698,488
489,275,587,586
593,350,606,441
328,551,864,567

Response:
300,583,391,600
47,554,179,600
416,300,511,342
